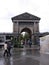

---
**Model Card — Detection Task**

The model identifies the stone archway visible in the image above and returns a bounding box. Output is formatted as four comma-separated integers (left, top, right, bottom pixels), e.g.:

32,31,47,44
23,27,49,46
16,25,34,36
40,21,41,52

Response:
11,12,40,45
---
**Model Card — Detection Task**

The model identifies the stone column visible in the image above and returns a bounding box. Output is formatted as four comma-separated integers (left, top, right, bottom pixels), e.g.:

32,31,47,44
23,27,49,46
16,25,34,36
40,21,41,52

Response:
33,22,40,46
34,22,39,32
34,22,37,33
33,22,36,45
13,20,19,33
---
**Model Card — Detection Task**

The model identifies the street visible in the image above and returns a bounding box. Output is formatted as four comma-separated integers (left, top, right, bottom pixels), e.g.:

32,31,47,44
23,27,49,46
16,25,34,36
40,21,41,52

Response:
0,48,49,65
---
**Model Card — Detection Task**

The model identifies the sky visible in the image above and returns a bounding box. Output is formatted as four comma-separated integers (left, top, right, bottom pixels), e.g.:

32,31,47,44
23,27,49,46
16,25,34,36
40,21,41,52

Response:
0,0,49,33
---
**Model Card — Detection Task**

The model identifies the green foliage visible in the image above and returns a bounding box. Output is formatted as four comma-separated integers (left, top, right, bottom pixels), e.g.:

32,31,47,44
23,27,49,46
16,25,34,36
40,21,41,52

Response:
23,33,29,40
19,34,23,41
11,32,30,48
12,36,23,48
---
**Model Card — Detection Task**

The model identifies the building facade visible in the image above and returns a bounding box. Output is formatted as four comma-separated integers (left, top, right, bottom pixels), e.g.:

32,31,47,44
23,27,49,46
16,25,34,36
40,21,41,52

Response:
11,12,40,45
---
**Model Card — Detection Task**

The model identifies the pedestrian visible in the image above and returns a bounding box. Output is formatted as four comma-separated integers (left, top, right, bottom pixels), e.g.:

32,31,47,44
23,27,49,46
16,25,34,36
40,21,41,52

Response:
28,39,32,48
3,41,8,57
7,41,11,56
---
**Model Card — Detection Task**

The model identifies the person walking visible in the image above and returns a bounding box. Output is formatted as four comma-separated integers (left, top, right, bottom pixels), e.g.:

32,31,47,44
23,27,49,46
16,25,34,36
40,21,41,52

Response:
28,39,32,48
7,41,11,56
3,41,8,57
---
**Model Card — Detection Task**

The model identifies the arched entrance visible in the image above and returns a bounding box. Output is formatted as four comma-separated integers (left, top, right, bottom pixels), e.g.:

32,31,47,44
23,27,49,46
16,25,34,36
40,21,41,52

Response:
21,27,32,38
20,27,32,47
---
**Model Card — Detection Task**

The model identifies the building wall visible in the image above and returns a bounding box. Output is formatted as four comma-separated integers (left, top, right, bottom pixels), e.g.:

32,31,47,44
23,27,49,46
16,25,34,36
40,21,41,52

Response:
13,22,18,33
19,24,34,34
33,22,39,33
13,20,39,34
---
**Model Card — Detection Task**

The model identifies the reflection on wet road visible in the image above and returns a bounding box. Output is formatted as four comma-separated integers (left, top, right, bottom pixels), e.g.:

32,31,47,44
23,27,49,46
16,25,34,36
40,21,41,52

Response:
0,48,49,65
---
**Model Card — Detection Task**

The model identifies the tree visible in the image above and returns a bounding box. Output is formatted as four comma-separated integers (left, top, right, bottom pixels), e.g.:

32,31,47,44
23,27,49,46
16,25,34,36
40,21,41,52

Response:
23,32,29,40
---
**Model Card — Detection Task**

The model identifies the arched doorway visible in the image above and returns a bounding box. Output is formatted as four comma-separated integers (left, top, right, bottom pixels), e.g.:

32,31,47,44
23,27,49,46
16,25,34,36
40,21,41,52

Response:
19,28,32,47
21,27,32,38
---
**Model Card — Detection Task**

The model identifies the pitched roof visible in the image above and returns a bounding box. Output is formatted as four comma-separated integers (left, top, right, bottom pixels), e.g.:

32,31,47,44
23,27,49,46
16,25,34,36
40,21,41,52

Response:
11,12,40,20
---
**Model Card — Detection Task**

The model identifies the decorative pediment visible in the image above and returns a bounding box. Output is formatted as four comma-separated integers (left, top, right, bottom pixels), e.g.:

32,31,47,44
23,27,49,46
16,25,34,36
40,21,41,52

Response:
11,12,40,21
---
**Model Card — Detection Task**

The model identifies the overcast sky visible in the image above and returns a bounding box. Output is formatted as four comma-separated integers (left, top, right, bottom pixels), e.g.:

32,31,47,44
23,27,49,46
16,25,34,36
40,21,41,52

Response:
0,0,49,33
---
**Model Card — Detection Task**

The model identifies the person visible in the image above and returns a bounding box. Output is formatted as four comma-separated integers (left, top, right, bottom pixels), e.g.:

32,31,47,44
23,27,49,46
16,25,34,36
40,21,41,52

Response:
3,42,8,57
28,39,32,48
7,41,11,56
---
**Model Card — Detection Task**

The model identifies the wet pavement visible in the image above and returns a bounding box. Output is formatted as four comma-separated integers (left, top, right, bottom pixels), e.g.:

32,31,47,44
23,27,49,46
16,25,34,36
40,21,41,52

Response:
0,48,49,65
